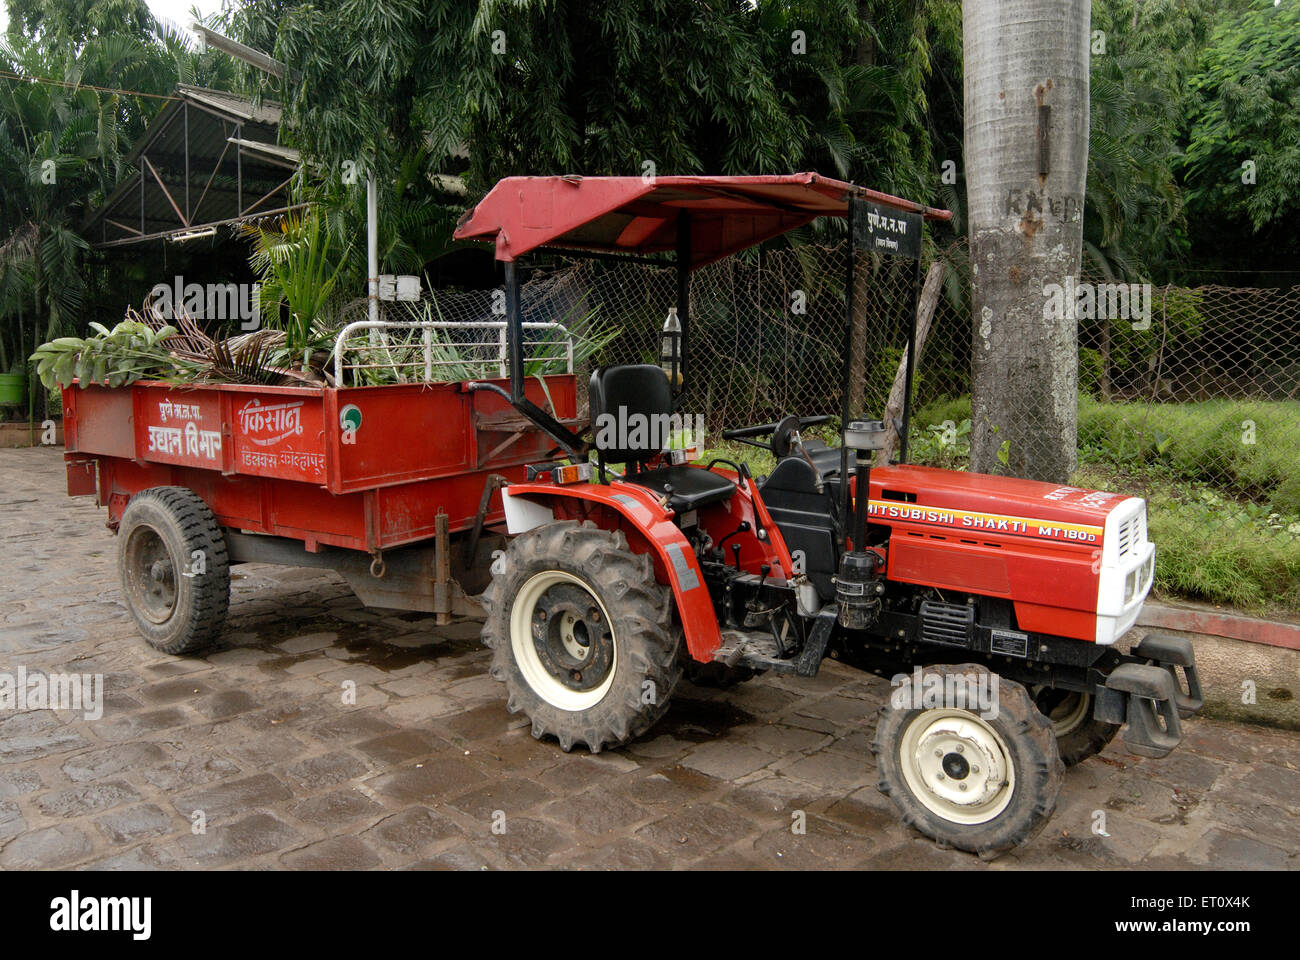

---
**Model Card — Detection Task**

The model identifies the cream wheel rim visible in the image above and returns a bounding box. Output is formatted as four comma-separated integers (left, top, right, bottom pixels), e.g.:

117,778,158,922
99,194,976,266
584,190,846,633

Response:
899,708,1016,824
509,570,617,712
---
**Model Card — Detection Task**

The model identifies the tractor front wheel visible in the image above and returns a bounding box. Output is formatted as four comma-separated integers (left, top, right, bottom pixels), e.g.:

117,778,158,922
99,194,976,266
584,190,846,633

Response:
874,664,1063,857
481,520,682,753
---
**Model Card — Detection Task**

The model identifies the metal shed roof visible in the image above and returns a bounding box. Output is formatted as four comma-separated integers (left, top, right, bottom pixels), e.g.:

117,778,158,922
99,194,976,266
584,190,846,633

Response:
82,85,302,248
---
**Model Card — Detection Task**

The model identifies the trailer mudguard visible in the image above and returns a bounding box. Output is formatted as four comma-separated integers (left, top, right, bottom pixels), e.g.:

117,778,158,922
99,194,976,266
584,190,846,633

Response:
500,481,723,662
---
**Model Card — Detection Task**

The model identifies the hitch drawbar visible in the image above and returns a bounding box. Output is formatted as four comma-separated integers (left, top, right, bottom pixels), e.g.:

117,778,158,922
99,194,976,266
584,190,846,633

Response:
1097,634,1204,758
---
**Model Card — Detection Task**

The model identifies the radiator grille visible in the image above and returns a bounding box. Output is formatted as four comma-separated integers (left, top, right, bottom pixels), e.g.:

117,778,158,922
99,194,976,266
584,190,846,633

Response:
919,601,975,647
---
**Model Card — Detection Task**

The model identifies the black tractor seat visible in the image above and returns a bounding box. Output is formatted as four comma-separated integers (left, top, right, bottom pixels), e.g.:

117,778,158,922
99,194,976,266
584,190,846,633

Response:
801,438,855,480
758,448,848,599
622,463,736,512
589,364,735,514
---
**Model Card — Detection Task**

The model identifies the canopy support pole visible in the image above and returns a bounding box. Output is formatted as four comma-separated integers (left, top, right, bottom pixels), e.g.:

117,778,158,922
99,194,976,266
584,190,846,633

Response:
483,259,586,462
837,202,856,553
675,212,691,408
367,171,379,333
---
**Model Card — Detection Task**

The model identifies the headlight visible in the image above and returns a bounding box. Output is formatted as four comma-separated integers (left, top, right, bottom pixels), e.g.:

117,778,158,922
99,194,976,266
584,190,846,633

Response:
1124,570,1137,603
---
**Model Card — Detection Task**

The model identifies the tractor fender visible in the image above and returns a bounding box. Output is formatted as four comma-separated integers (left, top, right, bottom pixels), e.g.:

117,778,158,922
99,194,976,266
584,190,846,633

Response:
501,482,722,662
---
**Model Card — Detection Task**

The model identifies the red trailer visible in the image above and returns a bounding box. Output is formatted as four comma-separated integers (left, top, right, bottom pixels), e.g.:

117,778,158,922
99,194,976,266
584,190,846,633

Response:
63,366,580,649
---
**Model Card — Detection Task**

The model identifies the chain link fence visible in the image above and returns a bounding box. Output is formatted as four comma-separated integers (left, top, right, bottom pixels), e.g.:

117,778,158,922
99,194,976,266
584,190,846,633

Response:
352,239,1300,613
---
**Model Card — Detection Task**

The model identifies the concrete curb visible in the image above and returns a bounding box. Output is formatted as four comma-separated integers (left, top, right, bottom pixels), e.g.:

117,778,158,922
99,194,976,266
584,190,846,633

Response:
1139,600,1300,651
1136,601,1299,730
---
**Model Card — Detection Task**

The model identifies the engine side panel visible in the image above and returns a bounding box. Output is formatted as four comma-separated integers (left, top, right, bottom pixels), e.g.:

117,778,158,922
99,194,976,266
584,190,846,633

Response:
860,465,1135,643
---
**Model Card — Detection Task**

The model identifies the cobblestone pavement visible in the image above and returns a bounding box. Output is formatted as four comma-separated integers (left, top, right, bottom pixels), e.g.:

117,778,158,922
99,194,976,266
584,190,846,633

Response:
1,447,1297,871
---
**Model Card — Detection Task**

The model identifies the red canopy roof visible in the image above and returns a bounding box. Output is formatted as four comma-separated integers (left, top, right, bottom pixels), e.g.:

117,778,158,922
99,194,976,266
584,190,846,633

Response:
453,173,952,268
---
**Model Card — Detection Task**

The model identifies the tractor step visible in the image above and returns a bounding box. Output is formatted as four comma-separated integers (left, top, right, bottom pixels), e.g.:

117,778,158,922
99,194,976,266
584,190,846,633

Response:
713,629,801,675
1102,663,1184,759
1132,633,1204,718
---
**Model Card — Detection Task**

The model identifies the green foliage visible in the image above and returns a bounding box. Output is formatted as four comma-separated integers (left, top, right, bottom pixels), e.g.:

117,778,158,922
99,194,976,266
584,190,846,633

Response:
341,294,618,387
1079,346,1104,399
1083,24,1186,280
245,211,351,350
1073,463,1300,616
1088,286,1205,392
0,12,234,417
229,0,963,242
29,319,190,389
913,395,971,433
1151,509,1300,615
5,0,153,46
1183,1,1300,233
1077,396,1300,515
907,415,970,469
461,0,799,182
208,0,1293,289
753,0,962,202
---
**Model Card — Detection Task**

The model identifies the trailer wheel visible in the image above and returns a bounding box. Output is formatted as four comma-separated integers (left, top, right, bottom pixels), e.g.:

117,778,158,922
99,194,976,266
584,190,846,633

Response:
1033,687,1120,766
481,521,681,753
118,487,230,655
873,664,1063,858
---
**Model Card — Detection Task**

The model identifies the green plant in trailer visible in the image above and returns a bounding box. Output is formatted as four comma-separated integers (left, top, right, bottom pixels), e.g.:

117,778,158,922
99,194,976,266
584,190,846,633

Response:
338,291,619,387
30,320,193,390
246,211,351,352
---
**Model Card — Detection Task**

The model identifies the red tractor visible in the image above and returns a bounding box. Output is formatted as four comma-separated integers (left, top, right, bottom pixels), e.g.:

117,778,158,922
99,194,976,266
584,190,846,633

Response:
63,173,1201,858
454,174,1202,855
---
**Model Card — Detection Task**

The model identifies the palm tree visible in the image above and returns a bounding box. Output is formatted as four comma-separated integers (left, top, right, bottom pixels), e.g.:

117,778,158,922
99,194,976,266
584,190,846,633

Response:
0,18,235,370
0,36,103,355
963,0,1091,482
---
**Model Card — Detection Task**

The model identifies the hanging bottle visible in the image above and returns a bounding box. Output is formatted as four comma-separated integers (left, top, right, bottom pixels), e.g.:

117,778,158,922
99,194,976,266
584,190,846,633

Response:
659,306,681,388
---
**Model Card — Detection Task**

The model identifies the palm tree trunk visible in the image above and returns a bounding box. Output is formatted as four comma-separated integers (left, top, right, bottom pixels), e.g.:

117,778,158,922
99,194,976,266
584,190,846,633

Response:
33,226,46,340
963,0,1090,481
846,1,878,420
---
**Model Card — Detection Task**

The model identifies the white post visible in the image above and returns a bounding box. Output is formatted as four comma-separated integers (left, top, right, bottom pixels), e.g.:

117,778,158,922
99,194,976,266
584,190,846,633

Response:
367,170,380,354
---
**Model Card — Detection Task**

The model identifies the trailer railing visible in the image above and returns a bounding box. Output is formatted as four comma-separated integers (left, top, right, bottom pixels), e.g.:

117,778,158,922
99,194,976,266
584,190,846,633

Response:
330,320,575,387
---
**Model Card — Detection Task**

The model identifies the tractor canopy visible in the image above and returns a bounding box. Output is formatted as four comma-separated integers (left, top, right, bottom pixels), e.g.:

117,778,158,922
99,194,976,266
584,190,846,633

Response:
450,172,952,464
453,173,952,267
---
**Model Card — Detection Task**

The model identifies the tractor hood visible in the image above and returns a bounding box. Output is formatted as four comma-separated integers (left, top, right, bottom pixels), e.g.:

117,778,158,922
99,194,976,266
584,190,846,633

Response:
862,464,1153,645
863,464,1139,551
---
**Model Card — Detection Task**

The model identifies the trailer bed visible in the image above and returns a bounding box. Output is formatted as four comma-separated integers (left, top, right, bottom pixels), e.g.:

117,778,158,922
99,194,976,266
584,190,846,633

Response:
62,376,579,553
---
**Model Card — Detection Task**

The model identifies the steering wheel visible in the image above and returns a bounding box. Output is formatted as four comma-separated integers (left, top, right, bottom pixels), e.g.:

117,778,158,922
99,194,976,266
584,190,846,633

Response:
721,415,831,457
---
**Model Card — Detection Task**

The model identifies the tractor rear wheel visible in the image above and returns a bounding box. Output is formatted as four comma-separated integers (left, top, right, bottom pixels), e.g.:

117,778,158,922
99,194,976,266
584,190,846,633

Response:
481,520,682,753
117,487,230,655
873,664,1063,858
1033,687,1121,766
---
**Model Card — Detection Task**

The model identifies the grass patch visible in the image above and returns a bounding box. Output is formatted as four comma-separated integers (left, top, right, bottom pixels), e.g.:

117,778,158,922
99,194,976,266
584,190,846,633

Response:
914,395,1300,514
1076,397,1300,515
1148,504,1300,615
1073,464,1300,617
